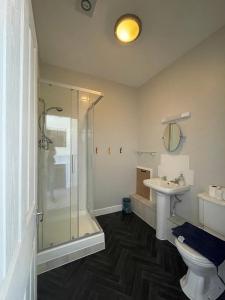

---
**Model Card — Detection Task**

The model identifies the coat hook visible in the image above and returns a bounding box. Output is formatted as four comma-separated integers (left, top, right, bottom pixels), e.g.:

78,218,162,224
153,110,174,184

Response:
108,147,111,155
95,147,98,154
120,147,122,154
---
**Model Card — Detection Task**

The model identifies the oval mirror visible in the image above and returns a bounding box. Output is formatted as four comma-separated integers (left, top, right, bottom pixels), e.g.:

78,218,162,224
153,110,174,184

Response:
163,123,182,152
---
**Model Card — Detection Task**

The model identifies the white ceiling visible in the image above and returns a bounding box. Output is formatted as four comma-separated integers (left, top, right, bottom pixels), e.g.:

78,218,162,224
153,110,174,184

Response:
32,0,225,87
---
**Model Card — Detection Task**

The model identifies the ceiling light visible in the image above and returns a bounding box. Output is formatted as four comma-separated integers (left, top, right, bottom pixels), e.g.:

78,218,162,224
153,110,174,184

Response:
114,14,142,44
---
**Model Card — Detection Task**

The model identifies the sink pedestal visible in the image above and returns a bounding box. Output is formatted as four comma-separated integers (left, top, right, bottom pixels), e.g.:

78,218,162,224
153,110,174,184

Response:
156,192,171,240
143,178,190,241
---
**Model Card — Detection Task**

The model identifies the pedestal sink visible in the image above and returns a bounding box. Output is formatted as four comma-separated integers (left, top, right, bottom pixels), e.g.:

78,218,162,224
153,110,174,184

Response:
143,178,190,240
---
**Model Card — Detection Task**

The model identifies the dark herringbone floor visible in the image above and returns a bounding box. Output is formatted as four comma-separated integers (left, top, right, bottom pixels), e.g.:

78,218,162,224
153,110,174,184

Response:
38,212,225,300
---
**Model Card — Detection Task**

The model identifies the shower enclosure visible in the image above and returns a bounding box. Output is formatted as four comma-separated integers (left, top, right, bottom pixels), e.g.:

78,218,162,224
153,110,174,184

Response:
37,81,104,273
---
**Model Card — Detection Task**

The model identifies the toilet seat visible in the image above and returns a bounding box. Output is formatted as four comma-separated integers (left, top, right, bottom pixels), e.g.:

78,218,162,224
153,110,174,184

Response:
175,238,213,266
175,237,225,300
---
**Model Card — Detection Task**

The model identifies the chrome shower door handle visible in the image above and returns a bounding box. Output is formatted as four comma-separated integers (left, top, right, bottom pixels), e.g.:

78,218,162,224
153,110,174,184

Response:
36,211,44,222
72,154,75,173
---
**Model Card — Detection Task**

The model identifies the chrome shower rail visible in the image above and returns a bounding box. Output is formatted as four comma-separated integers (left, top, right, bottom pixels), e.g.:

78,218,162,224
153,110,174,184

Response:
88,95,103,111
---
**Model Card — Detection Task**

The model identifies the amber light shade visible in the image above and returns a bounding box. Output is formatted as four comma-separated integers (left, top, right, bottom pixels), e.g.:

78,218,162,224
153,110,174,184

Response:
114,14,142,43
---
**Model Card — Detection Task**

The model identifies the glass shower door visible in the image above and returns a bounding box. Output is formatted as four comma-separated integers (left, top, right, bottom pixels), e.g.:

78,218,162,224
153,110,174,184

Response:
77,91,101,238
37,83,105,274
38,83,78,251
87,107,94,213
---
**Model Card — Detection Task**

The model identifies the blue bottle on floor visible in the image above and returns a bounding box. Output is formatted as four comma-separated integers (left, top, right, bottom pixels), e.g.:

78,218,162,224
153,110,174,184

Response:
122,198,132,215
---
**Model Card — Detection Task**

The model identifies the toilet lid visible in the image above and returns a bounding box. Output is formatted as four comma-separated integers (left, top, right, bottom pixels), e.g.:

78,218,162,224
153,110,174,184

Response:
175,238,213,265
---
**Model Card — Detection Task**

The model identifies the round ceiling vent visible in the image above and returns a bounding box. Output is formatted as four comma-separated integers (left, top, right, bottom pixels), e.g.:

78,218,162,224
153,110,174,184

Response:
81,0,92,12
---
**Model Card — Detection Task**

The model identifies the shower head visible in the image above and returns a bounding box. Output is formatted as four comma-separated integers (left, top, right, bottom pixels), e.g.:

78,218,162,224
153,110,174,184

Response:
55,107,63,112
45,106,63,113
38,105,63,150
39,98,46,105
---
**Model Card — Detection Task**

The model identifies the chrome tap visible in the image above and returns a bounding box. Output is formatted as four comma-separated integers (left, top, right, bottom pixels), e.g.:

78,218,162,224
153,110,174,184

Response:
170,177,180,184
170,174,185,185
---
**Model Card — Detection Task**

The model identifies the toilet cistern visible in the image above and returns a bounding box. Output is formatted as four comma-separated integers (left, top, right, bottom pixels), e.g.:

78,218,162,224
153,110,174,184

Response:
143,177,190,240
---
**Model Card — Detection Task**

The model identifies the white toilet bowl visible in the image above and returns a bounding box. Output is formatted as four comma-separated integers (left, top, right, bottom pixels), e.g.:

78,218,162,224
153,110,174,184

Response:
175,238,225,300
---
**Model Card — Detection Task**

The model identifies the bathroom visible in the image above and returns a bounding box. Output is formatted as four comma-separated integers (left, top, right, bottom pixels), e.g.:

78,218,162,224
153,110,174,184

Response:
1,0,225,299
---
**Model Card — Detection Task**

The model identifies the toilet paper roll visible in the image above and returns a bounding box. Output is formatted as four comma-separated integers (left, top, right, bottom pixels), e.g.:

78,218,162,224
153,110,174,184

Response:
222,187,225,201
215,187,223,200
209,185,218,198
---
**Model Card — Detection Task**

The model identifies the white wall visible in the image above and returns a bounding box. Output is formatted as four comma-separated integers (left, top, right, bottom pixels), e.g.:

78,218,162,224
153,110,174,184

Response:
137,26,225,223
40,63,138,210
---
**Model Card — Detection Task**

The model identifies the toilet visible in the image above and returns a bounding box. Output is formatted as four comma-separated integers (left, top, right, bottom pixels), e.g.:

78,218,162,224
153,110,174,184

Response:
175,193,225,300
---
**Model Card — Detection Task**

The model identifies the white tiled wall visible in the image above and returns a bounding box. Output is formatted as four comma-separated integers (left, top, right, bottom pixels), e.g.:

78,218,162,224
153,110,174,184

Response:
158,154,194,185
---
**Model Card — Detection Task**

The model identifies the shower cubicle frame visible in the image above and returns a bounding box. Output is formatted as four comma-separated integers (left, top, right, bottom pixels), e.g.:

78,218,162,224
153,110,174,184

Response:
37,79,104,274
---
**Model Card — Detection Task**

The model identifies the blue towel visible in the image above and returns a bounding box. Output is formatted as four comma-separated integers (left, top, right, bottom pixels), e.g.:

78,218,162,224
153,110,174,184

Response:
172,222,225,267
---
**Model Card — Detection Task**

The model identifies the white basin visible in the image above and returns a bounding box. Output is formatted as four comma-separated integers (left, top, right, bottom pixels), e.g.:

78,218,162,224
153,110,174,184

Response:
143,177,190,240
143,178,190,195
